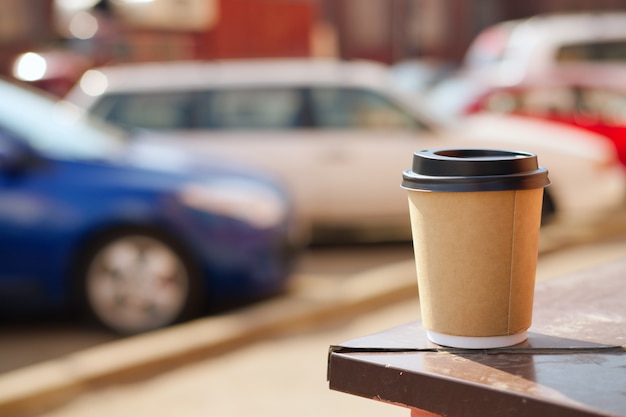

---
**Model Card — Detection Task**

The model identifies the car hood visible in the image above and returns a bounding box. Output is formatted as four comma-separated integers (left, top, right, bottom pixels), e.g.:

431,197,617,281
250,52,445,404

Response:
444,113,619,162
120,136,285,187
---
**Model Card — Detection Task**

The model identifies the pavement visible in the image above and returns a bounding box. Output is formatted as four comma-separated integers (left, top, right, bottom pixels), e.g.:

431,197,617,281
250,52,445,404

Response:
1,231,626,417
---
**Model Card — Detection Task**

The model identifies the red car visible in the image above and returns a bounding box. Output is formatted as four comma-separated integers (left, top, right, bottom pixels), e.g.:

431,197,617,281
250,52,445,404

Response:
465,73,626,167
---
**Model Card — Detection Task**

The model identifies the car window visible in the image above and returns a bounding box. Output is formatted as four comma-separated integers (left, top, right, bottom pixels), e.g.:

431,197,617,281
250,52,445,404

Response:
310,87,419,129
480,89,578,116
0,80,124,160
556,40,626,62
480,87,626,125
88,86,422,131
194,88,305,129
92,92,193,130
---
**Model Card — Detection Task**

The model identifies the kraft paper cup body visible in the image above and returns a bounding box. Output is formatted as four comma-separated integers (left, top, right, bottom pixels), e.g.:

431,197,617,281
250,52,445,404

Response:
401,149,550,349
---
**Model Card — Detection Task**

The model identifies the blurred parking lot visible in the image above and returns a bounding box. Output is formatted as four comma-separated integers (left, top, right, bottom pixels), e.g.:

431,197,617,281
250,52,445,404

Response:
1,215,625,417
2,3,626,417
2,206,626,375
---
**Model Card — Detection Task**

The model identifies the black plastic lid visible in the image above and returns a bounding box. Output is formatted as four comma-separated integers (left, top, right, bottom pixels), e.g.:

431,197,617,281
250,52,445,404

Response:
401,148,550,192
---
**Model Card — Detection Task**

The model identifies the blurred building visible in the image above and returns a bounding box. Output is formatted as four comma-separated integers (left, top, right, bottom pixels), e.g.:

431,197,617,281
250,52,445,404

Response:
2,0,626,95
322,0,626,64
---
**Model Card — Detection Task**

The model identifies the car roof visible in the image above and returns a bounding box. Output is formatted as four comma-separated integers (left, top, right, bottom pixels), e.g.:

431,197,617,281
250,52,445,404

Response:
478,11,626,47
506,11,626,55
65,58,448,130
75,58,397,94
461,11,626,88
465,11,626,64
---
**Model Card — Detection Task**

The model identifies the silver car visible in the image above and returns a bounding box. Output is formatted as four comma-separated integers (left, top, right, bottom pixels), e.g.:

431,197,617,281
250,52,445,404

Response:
65,58,626,242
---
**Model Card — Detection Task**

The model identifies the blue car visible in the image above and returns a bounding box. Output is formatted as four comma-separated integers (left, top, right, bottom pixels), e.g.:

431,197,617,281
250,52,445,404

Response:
0,78,299,334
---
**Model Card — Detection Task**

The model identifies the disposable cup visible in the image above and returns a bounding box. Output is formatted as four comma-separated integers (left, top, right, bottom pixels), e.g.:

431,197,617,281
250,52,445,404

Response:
401,148,550,349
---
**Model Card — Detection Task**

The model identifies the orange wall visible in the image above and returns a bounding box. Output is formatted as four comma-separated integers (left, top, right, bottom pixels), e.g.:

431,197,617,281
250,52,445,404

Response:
196,0,316,59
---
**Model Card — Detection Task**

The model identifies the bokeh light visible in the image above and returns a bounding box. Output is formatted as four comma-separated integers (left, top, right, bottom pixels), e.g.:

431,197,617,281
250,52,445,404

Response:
12,52,47,82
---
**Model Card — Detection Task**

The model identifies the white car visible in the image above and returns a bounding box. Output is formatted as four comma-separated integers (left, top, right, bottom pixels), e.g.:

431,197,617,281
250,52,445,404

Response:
428,11,626,122
65,59,626,242
464,11,626,86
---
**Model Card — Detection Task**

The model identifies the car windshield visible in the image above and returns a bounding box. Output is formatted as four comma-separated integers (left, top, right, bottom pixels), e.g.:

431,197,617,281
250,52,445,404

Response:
0,79,127,160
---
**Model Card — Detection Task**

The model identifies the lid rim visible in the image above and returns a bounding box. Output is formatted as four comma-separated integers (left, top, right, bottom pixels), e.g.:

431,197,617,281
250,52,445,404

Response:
402,148,550,192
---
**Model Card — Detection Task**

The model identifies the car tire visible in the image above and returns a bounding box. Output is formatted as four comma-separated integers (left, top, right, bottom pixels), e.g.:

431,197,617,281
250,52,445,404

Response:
541,190,556,226
76,229,204,335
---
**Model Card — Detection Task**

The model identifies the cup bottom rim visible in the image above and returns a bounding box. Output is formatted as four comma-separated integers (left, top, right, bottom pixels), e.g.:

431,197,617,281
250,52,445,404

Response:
427,330,527,349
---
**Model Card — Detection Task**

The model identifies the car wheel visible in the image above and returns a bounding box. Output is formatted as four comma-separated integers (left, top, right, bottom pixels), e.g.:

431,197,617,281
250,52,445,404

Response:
541,190,556,226
77,230,203,334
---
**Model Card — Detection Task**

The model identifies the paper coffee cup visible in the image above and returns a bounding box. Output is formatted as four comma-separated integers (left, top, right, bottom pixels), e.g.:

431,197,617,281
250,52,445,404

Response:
401,149,550,349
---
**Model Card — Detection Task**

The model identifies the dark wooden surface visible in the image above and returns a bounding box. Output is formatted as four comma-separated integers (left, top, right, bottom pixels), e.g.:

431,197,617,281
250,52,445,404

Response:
328,257,626,417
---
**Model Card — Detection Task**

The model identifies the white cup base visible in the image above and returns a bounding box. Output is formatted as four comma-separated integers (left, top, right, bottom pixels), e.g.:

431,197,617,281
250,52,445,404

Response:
426,330,527,349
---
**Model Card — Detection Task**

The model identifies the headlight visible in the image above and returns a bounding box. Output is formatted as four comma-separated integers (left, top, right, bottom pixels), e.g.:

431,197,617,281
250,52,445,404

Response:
178,179,289,229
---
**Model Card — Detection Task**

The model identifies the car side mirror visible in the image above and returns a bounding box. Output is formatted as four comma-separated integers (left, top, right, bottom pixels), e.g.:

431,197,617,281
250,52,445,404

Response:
0,132,38,175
